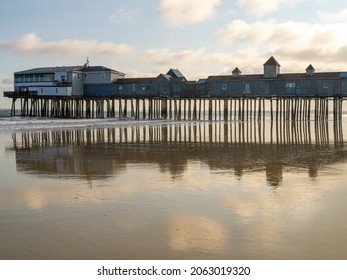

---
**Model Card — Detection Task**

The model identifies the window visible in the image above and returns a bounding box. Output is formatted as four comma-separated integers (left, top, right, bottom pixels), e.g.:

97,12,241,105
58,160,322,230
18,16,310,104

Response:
222,84,227,90
43,74,54,82
323,81,329,89
286,82,296,94
101,73,105,79
118,85,123,90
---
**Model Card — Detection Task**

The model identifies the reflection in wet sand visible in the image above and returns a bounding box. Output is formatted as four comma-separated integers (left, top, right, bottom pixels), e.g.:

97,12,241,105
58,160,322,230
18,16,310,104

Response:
167,215,228,253
1,119,347,259
8,120,347,186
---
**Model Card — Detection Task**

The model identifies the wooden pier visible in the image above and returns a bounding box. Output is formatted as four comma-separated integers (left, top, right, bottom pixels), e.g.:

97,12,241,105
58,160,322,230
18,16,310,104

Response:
7,95,345,124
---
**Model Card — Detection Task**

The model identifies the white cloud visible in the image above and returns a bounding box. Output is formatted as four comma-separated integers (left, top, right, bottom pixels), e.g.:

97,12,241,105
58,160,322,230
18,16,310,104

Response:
318,8,347,23
143,48,206,66
215,19,347,71
0,33,133,56
237,0,298,16
97,16,347,79
157,0,221,26
141,47,236,79
109,9,141,23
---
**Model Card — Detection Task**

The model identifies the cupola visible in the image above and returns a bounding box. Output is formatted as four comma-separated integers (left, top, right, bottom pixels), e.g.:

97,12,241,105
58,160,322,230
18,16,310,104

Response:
263,56,280,78
232,67,242,77
306,64,315,76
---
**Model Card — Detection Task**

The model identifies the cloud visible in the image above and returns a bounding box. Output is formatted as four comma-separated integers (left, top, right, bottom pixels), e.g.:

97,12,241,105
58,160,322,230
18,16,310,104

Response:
136,18,347,79
157,0,221,26
237,0,298,16
1,78,12,85
141,47,236,79
140,47,287,78
215,19,347,71
143,47,206,66
109,9,141,23
0,33,133,56
318,8,347,23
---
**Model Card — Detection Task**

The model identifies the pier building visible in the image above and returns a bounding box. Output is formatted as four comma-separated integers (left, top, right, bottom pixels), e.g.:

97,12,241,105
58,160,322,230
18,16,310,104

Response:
3,56,347,120
7,60,125,98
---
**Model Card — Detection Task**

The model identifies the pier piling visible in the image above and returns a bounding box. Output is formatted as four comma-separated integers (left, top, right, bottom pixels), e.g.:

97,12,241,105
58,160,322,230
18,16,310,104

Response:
5,95,345,124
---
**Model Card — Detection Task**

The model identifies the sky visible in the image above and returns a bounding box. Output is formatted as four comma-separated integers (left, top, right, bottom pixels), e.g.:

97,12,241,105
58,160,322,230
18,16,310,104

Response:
1,0,347,107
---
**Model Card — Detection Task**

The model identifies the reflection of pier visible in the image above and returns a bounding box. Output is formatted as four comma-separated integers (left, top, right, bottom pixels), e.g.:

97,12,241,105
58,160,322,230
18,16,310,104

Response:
9,120,346,187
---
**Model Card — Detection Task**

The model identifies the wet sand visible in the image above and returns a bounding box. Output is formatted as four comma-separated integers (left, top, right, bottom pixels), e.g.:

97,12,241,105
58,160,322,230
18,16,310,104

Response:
1,120,347,259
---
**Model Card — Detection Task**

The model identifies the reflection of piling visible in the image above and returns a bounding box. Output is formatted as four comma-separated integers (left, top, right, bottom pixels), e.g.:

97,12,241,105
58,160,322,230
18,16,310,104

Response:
333,97,344,144
12,116,344,150
10,122,347,190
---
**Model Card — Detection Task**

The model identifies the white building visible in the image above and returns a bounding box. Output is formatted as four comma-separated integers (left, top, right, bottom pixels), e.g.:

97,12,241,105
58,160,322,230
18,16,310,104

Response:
12,63,125,97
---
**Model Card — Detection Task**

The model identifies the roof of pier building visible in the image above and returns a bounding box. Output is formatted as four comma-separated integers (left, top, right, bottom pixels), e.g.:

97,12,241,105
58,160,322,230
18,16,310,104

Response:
263,56,281,66
114,77,156,84
166,68,186,81
207,72,343,82
114,68,187,85
15,65,84,75
306,64,315,71
83,66,125,76
14,65,126,78
207,56,345,82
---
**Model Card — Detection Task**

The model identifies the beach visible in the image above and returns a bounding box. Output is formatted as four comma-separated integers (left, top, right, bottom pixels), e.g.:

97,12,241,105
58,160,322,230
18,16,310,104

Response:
1,113,347,259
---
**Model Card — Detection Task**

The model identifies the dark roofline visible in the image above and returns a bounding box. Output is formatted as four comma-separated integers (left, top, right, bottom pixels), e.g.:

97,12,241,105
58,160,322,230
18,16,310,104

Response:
306,64,315,71
264,56,280,66
14,65,126,76
83,66,125,75
114,77,156,84
232,67,241,73
167,68,184,77
208,74,263,81
208,71,342,81
15,66,84,75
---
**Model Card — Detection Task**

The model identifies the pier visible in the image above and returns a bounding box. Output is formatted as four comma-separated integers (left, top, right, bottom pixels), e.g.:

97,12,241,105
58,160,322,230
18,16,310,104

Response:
5,94,345,124
4,56,347,123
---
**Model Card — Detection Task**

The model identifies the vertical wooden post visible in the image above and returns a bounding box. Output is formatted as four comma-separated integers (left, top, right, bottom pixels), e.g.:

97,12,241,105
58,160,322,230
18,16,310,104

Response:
224,98,228,121
208,99,213,120
143,98,146,119
193,98,197,120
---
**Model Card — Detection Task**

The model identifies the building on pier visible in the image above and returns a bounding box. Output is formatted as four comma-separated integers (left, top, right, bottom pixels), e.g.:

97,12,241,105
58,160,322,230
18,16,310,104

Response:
112,68,187,97
12,65,84,97
113,77,155,97
206,56,347,97
111,56,347,97
4,56,347,99
6,61,125,98
83,66,125,97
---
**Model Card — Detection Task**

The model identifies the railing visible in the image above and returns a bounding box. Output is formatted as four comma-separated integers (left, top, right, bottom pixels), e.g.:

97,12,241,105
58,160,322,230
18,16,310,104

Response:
3,91,38,98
